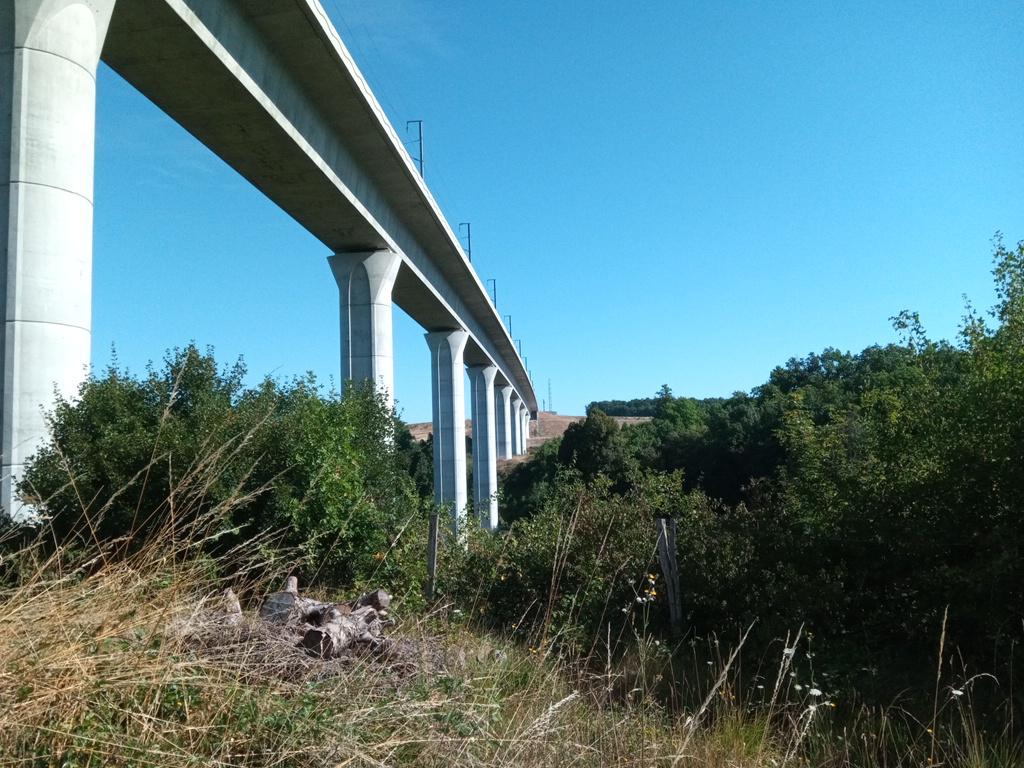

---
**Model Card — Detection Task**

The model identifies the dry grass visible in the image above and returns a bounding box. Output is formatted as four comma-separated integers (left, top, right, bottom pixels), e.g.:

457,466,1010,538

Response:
0,520,777,766
3,518,1019,768
0,442,1019,766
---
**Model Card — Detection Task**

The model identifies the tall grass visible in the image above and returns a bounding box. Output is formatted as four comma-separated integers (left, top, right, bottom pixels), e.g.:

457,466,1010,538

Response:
0,445,1020,766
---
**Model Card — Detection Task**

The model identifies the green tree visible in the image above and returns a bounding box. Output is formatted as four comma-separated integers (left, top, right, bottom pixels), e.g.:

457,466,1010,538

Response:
557,408,633,480
16,345,428,596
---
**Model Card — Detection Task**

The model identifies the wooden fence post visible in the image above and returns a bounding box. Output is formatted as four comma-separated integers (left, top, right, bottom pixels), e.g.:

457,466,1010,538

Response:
656,516,683,640
426,511,440,600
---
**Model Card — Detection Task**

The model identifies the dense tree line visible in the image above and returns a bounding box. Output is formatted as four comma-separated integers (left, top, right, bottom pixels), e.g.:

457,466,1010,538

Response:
585,389,670,417
493,237,1024,706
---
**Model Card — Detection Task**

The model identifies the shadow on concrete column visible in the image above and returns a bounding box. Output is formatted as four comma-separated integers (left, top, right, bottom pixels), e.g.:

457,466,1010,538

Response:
468,364,498,531
1,0,117,520
328,249,401,411
425,329,469,534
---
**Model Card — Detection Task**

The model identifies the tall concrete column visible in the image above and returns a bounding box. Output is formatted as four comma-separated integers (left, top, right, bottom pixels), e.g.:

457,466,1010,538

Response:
328,249,401,412
519,403,530,454
495,384,513,460
426,330,469,534
510,394,522,456
1,0,117,519
468,364,498,531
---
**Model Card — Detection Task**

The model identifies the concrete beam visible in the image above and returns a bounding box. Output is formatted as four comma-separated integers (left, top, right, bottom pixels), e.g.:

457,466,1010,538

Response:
0,0,117,519
327,249,400,410
426,329,468,534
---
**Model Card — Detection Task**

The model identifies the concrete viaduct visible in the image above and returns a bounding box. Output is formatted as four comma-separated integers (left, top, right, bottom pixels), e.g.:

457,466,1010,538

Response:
1,0,537,528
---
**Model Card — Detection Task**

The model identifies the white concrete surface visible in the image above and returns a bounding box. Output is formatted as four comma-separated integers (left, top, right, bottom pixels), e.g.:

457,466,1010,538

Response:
495,384,513,460
328,250,401,411
510,395,523,456
519,403,530,454
0,0,116,519
468,364,498,530
426,330,468,534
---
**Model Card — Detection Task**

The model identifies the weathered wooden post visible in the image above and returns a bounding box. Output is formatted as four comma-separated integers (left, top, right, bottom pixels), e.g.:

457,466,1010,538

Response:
426,511,440,600
656,516,683,640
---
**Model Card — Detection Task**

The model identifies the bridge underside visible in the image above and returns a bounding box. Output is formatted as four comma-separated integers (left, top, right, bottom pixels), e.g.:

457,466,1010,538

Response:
101,0,535,380
0,0,534,525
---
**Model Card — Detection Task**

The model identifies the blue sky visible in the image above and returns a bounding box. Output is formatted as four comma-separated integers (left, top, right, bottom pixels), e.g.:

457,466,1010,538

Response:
93,1,1024,422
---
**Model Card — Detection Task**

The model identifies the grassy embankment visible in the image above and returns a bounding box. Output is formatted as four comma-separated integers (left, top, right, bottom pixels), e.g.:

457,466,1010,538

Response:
0,495,1018,767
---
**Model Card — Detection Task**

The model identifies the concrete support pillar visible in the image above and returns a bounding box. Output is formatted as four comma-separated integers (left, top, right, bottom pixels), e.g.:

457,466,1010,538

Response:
425,329,469,534
495,384,513,460
328,249,401,412
519,404,530,454
0,0,117,519
468,364,498,531
510,394,522,456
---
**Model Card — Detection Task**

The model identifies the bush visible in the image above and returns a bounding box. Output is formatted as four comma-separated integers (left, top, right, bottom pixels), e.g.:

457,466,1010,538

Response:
497,438,561,524
16,345,428,599
452,470,697,654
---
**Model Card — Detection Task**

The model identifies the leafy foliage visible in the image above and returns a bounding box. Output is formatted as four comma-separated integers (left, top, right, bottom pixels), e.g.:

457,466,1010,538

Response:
498,439,562,524
16,345,428,597
491,236,1024,707
585,398,655,417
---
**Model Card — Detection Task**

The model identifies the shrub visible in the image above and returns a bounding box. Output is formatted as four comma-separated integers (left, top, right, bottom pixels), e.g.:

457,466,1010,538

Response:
451,470,698,655
15,345,426,598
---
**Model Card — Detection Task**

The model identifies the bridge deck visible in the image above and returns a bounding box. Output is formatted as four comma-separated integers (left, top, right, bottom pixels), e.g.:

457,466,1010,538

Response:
101,0,536,403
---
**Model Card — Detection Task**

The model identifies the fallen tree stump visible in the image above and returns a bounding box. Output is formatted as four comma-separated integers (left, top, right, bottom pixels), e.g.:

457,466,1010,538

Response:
258,578,394,659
